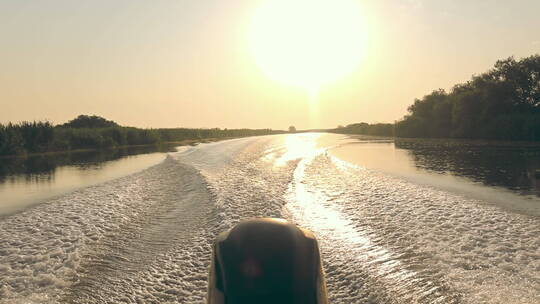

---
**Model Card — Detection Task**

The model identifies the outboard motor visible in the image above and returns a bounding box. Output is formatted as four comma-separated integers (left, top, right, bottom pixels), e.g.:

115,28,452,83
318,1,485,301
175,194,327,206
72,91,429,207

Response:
207,218,328,304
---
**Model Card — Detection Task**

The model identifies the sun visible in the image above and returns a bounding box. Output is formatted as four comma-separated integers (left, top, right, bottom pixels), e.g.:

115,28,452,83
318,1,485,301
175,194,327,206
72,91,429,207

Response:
248,0,368,92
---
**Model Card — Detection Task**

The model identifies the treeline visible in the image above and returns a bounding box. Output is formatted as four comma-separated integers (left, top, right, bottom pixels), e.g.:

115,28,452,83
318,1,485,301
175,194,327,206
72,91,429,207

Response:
333,55,540,140
332,123,393,136
395,55,540,140
0,115,282,156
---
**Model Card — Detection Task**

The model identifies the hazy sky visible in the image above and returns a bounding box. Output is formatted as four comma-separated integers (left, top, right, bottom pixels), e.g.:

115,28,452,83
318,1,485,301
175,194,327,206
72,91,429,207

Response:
1,0,539,129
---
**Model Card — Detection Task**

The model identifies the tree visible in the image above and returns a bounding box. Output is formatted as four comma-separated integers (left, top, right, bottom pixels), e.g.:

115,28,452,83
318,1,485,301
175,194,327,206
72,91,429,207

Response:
61,115,119,128
395,54,540,140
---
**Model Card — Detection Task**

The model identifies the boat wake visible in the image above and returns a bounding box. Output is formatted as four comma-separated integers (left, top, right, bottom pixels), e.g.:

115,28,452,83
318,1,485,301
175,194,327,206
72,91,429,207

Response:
0,134,538,303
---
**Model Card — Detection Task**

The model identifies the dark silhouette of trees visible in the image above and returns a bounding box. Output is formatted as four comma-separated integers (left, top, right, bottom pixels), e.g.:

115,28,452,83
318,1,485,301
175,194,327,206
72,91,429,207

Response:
61,115,119,128
395,55,540,140
289,126,297,132
333,123,393,136
0,115,283,156
0,121,54,155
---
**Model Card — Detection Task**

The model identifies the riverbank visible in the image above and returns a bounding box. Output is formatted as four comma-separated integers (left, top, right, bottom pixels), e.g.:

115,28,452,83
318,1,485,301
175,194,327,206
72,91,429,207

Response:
0,115,283,157
0,137,239,160
333,131,540,147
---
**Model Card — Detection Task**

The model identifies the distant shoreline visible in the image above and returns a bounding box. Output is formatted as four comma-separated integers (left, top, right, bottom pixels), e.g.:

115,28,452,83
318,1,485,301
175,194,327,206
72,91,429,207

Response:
333,132,540,147
0,115,283,158
0,137,236,160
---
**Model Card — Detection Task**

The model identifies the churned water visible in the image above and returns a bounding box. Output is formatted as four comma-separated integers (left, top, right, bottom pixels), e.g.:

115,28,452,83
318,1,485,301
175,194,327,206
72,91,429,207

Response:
0,134,538,303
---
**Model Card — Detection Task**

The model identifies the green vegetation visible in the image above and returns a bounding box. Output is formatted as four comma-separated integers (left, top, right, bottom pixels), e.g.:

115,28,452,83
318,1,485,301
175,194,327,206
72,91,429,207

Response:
0,115,282,156
332,123,393,137
334,55,540,141
396,55,540,140
0,121,55,155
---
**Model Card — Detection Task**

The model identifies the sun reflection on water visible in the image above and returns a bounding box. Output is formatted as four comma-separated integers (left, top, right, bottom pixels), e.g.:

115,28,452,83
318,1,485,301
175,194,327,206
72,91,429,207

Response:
279,134,441,301
270,133,323,167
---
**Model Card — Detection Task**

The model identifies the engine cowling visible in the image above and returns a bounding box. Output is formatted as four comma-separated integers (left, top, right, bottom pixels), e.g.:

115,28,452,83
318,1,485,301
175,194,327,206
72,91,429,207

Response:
207,218,328,304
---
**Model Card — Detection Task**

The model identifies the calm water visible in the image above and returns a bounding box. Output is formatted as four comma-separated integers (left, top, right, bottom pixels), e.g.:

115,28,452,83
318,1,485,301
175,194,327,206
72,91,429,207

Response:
0,145,176,215
329,135,540,215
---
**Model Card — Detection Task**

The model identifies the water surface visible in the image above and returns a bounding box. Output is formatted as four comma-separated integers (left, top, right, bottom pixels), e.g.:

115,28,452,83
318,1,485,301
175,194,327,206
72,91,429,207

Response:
329,135,540,215
0,145,175,215
0,134,538,304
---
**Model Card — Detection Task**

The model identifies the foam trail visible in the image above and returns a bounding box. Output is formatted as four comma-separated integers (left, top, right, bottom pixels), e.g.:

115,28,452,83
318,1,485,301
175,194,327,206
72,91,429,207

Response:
284,151,457,303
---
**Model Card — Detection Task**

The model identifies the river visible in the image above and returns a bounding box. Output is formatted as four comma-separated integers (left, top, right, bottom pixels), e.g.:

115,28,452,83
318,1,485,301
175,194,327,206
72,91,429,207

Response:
0,133,538,303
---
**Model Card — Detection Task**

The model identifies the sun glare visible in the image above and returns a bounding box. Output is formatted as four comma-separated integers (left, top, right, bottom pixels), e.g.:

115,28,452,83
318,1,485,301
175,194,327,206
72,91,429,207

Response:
248,0,368,92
